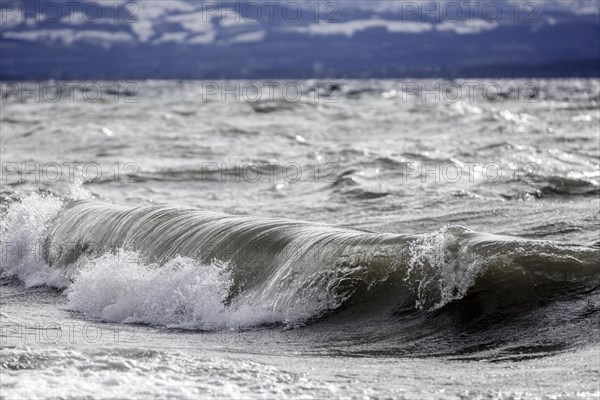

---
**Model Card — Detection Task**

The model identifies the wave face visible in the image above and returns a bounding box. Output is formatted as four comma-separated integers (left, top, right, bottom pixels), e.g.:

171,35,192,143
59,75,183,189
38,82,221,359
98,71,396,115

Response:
1,193,594,346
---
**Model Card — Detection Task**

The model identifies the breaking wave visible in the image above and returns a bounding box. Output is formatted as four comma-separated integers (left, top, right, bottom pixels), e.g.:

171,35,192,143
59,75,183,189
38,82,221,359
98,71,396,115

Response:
1,193,598,331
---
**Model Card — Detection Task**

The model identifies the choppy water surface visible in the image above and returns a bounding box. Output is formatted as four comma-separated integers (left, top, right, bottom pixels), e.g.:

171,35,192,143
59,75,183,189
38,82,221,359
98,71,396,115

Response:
1,79,599,399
